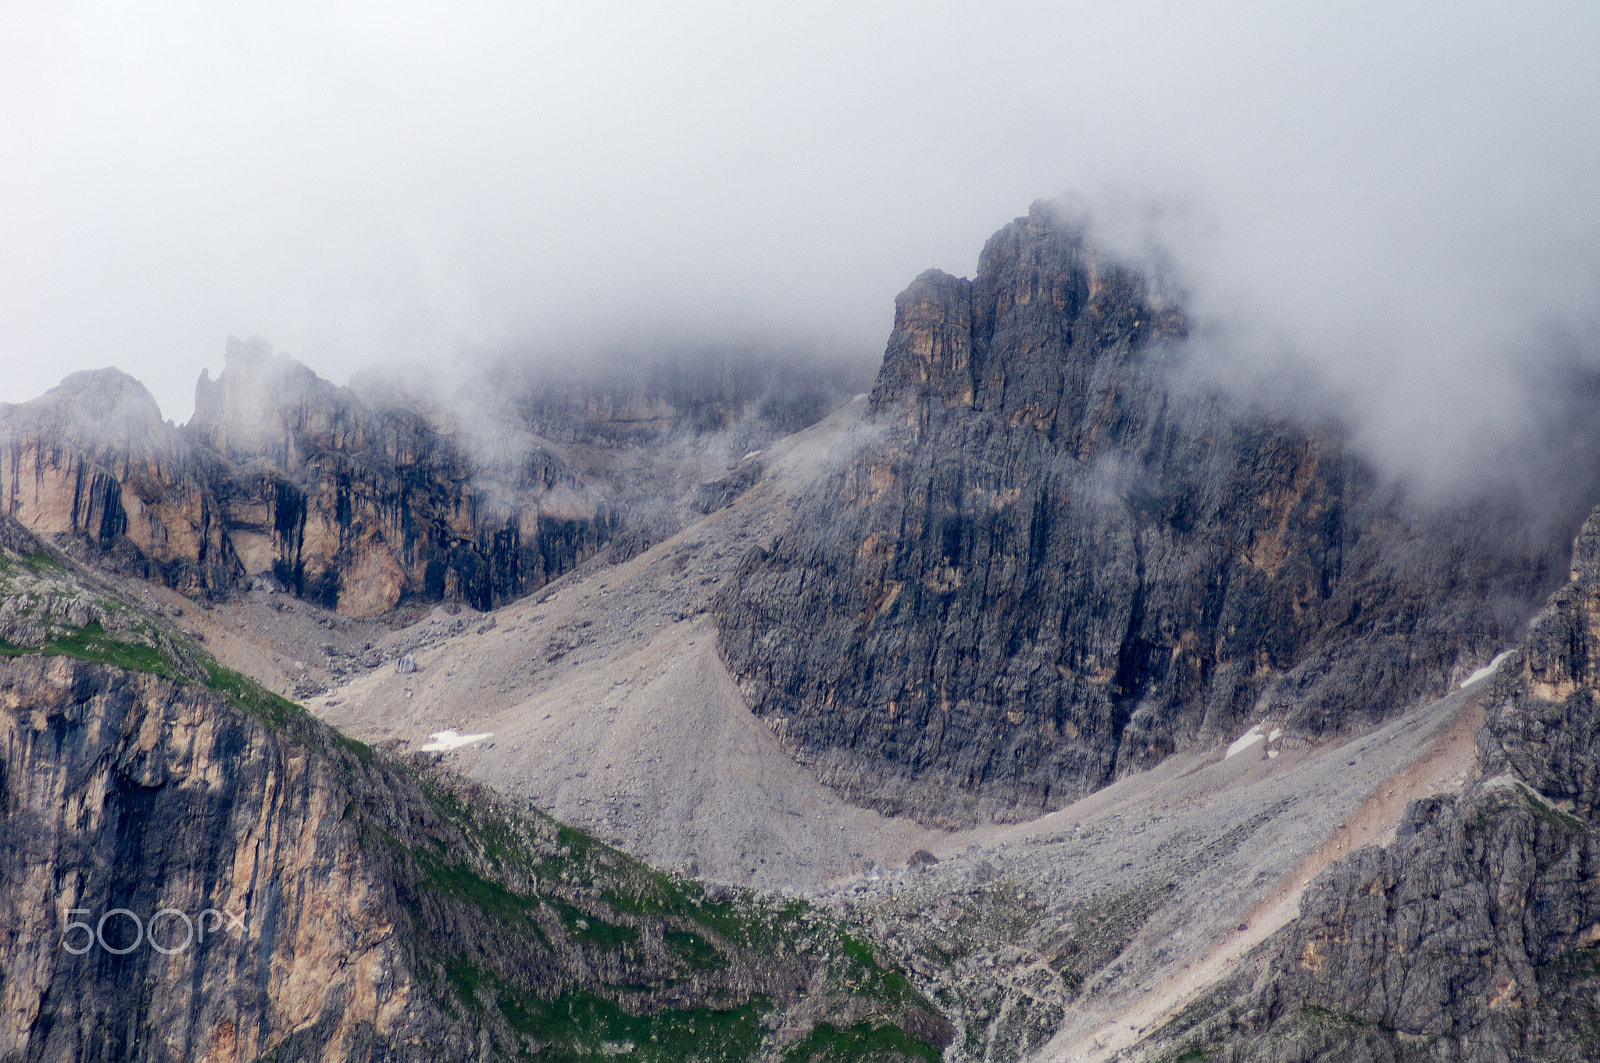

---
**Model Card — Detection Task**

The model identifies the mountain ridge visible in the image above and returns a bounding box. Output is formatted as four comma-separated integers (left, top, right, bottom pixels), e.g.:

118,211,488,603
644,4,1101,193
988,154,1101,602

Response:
0,338,860,619
714,201,1573,829
0,509,950,1062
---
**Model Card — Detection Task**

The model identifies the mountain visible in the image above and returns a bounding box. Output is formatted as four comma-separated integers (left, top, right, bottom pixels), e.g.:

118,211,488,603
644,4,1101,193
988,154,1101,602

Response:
0,366,238,595
714,201,1574,829
0,511,949,1062
1136,505,1600,1062
0,338,860,618
6,198,1600,1063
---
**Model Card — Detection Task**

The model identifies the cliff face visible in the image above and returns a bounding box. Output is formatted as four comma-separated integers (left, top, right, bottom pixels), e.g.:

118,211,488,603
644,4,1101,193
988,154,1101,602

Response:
0,518,949,1063
0,344,621,617
0,654,446,1062
1145,510,1600,1063
187,339,616,616
715,202,1568,828
0,340,860,619
0,369,238,595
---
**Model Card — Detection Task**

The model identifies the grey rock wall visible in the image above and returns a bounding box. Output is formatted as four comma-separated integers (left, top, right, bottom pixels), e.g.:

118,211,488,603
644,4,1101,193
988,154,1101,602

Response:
1145,508,1600,1062
716,201,1571,828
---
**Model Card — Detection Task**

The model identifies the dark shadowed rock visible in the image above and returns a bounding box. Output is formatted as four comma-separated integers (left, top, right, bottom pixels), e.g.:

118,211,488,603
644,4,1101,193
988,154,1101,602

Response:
715,201,1574,828
1142,507,1600,1063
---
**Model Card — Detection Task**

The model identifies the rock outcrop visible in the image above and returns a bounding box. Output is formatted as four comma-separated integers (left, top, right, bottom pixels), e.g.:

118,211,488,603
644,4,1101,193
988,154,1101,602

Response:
1144,508,1600,1063
0,516,949,1062
716,202,1573,828
0,338,857,618
0,368,238,595
188,339,613,616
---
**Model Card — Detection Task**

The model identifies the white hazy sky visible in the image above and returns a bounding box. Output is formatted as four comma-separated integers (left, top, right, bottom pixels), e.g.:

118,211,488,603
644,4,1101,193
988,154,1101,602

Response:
2,1,1598,484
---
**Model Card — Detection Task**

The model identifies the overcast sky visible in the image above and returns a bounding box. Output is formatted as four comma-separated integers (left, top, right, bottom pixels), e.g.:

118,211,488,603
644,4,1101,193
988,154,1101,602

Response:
2,1,1598,484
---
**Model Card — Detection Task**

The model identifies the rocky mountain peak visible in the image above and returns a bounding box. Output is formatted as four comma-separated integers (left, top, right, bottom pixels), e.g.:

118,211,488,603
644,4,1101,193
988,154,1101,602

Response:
191,336,372,471
870,268,977,409
43,365,164,420
716,202,1567,828
871,204,1184,443
2,366,173,459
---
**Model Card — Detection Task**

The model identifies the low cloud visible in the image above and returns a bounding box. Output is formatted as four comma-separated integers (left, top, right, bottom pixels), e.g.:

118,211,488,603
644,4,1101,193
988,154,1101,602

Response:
0,0,1594,507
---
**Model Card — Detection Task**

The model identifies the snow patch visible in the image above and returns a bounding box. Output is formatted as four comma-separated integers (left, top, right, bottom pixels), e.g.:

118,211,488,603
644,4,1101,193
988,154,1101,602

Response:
421,729,493,752
1461,649,1517,688
1226,724,1265,759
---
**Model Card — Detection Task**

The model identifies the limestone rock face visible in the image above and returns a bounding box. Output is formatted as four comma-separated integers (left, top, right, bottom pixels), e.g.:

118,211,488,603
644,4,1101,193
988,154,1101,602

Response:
0,368,238,594
0,339,861,618
716,202,1569,828
1148,509,1600,1063
188,338,597,616
0,655,445,1062
0,343,615,616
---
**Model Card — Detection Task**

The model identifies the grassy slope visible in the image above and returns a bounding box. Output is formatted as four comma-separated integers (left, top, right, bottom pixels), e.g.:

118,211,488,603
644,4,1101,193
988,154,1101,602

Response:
0,528,948,1063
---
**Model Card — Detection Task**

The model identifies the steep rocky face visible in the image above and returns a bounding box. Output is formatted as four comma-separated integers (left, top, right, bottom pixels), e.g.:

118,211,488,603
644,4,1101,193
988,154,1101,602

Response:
0,520,949,1063
493,347,870,445
0,339,861,619
189,338,616,616
0,654,452,1062
0,344,621,617
1144,510,1600,1063
716,202,1569,828
0,369,239,594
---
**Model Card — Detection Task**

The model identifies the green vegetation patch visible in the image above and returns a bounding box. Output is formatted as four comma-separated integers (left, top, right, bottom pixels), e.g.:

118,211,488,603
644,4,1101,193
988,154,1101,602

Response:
444,954,488,1017
0,619,190,683
782,1020,940,1063
331,728,373,764
40,621,186,680
1550,946,1600,979
20,549,66,574
414,847,544,925
1512,786,1588,833
548,897,639,949
408,753,942,1061
665,929,725,972
201,659,309,727
496,979,766,1063
1293,1004,1397,1035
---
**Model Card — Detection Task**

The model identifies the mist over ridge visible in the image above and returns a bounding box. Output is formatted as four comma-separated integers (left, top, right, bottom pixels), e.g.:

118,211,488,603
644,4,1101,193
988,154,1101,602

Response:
9,8,1600,1063
2,1,1596,503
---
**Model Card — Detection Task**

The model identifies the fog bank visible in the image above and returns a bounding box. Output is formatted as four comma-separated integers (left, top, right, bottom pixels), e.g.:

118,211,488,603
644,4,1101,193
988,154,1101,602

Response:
1,1,1596,492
